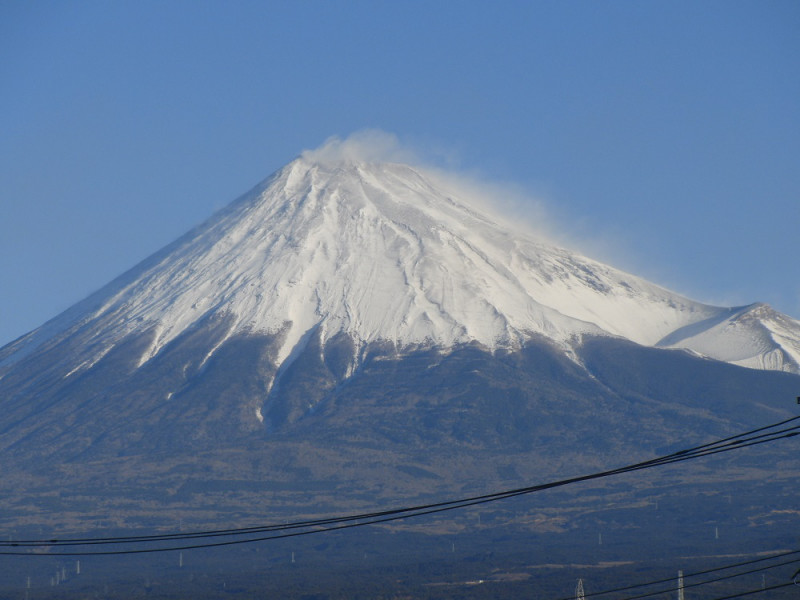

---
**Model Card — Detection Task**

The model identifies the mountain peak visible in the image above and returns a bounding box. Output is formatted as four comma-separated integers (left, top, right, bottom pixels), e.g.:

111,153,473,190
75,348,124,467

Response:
3,153,800,378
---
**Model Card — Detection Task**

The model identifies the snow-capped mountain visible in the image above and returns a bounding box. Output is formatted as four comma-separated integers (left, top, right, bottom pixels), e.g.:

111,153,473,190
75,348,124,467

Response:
2,156,799,377
2,149,799,537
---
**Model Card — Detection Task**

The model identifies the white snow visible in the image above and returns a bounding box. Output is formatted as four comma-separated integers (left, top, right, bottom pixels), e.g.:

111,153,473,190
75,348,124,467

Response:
3,156,800,376
659,303,800,373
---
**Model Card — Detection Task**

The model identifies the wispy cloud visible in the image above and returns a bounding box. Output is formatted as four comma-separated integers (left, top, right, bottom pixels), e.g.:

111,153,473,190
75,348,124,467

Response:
300,130,421,166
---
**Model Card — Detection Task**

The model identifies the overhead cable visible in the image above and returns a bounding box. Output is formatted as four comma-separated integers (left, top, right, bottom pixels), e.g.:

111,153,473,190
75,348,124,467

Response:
1,415,798,556
554,549,800,600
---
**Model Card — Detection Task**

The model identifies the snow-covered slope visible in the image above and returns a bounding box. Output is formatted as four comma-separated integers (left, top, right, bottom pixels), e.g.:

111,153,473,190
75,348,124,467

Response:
657,303,800,372
3,157,799,375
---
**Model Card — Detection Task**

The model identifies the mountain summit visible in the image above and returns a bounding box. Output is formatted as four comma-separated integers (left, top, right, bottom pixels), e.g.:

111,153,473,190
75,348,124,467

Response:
3,156,799,380
1,150,799,536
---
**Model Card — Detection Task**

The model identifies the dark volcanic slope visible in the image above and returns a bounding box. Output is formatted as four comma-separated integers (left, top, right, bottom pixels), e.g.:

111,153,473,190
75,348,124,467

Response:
1,321,797,532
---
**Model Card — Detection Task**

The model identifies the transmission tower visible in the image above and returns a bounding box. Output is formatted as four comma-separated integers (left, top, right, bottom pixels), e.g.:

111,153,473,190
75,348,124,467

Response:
575,578,585,600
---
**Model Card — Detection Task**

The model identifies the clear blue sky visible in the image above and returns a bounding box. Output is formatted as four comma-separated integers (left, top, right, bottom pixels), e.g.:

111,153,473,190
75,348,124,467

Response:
2,1,798,346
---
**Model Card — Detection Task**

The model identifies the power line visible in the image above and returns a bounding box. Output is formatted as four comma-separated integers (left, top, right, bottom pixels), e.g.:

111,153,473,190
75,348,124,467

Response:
3,417,798,554
2,416,797,556
707,581,795,599
617,557,800,600
12,415,800,549
554,550,800,600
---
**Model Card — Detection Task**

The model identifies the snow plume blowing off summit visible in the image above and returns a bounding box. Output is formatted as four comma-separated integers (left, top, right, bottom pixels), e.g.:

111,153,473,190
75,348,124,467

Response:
303,131,559,241
301,131,423,166
2,132,800,383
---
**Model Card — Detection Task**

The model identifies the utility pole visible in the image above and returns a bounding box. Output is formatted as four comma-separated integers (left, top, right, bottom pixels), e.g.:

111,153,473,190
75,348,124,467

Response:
677,570,685,600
